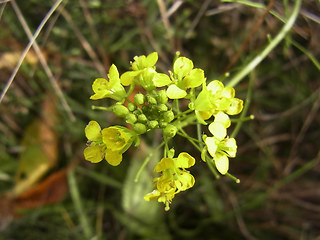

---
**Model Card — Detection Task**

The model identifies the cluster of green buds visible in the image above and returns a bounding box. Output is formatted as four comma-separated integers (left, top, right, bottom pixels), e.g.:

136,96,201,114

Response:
84,52,244,210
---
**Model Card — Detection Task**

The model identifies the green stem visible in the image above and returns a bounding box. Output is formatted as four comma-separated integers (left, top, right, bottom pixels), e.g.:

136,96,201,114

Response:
206,158,220,179
134,141,165,182
91,105,113,111
226,0,302,88
178,128,220,178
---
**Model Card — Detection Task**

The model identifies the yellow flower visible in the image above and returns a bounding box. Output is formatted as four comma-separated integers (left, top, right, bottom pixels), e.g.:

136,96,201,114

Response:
144,152,195,211
90,64,126,101
84,121,137,166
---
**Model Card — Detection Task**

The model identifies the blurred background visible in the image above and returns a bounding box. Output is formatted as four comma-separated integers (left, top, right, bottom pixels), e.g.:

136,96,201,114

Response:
0,0,319,239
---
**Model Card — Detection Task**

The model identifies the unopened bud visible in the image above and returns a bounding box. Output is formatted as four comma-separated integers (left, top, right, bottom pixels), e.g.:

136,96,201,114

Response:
146,95,157,105
159,120,168,128
113,104,129,117
126,113,137,124
163,110,174,123
138,114,148,123
158,104,168,112
127,102,136,112
133,123,147,135
157,90,168,104
163,124,177,138
148,120,159,129
134,93,145,105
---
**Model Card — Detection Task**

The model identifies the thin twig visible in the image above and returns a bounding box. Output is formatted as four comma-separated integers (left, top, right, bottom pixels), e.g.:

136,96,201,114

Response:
0,1,9,20
58,7,106,76
226,0,302,88
185,0,212,39
78,0,110,67
223,0,275,72
0,1,63,105
157,0,174,48
9,0,76,122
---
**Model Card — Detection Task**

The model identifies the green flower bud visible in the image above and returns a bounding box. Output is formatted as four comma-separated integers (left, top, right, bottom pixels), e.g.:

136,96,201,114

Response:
188,102,195,110
163,110,174,123
163,124,177,139
133,108,142,115
158,104,168,112
133,123,147,135
148,120,159,129
113,104,129,117
138,114,148,123
134,93,145,105
159,120,168,128
146,95,157,105
126,113,137,124
127,102,136,112
157,89,168,104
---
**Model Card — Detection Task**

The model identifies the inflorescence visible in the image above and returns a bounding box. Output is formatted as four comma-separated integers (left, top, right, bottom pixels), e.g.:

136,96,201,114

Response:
84,52,244,211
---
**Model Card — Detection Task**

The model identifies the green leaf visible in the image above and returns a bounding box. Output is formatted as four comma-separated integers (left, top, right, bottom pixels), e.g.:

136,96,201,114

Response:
122,146,162,226
166,84,187,99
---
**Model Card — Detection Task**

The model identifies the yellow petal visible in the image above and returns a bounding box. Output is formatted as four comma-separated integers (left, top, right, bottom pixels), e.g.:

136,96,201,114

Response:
83,146,104,163
205,137,218,158
208,122,227,139
155,158,175,172
105,150,122,166
215,154,229,175
176,152,195,168
85,121,101,141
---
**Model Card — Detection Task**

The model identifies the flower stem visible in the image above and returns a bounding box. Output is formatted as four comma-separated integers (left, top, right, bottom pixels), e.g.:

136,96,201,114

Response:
134,141,165,182
226,0,302,88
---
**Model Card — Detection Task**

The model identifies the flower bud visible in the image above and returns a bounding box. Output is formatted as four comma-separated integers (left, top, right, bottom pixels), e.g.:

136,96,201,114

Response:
138,114,148,123
163,124,177,139
159,120,168,128
113,104,129,117
146,95,157,105
157,89,168,104
134,93,145,105
148,120,159,129
158,104,168,112
132,123,147,135
163,110,174,123
127,102,136,112
126,113,137,124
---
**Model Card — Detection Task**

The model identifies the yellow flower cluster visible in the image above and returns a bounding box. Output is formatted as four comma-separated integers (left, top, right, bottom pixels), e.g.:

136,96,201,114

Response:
144,152,195,211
